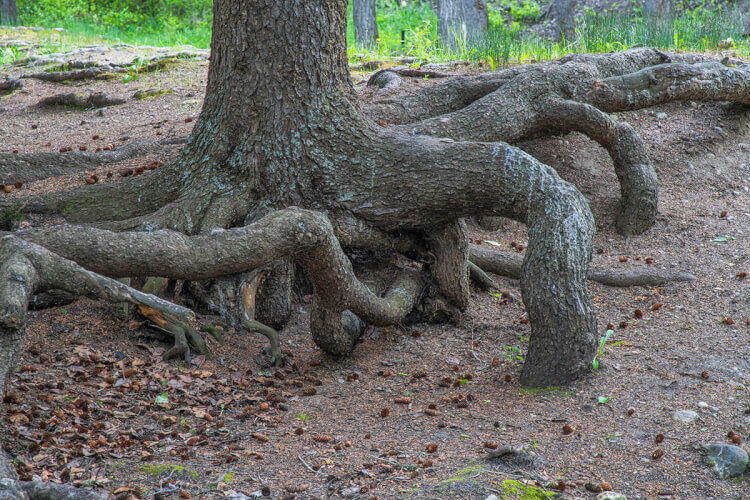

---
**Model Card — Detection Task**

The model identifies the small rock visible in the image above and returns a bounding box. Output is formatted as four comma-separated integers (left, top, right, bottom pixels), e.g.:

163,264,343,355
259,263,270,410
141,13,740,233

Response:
673,410,699,423
704,443,749,478
697,401,709,409
655,112,667,119
597,493,627,500
340,486,361,497
484,495,499,500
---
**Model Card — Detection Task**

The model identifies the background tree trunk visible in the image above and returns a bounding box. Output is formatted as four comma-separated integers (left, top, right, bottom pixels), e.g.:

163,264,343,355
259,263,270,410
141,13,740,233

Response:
549,0,576,42
437,0,488,49
353,0,379,47
0,0,19,25
643,0,673,19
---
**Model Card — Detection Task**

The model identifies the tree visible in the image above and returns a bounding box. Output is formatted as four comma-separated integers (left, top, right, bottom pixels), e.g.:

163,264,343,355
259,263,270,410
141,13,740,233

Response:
0,0,18,25
353,0,379,46
4,1,750,495
549,0,576,41
437,0,489,49
643,0,673,19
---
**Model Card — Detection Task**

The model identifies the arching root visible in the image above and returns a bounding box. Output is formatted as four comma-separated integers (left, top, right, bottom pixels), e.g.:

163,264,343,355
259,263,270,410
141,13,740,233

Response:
11,208,427,357
136,277,208,361
239,270,284,365
469,244,697,286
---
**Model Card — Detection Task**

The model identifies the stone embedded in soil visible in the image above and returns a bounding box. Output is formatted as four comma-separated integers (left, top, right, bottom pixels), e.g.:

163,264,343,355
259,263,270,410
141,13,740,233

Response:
704,443,749,479
673,409,699,423
597,493,628,500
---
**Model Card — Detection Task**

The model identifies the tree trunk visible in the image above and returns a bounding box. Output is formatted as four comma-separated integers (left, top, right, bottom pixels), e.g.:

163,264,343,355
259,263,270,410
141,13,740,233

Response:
643,0,673,19
549,0,576,42
0,0,18,25
353,0,379,47
437,0,488,49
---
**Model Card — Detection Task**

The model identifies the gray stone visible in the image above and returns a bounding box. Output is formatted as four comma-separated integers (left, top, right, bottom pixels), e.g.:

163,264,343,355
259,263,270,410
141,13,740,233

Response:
597,493,628,500
484,495,499,500
673,409,699,423
655,112,668,119
704,443,749,478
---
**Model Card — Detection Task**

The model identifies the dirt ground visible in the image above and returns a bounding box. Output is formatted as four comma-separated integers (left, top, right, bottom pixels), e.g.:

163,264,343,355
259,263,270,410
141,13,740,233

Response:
1,29,749,500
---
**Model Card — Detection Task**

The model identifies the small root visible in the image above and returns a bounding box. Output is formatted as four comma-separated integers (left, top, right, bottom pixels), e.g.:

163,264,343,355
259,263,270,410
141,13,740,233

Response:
469,245,696,287
468,261,499,291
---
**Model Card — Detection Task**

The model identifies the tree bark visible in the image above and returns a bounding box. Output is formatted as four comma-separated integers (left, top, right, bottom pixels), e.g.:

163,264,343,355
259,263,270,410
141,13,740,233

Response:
549,0,576,42
353,0,379,47
0,0,18,25
643,0,673,19
437,0,488,49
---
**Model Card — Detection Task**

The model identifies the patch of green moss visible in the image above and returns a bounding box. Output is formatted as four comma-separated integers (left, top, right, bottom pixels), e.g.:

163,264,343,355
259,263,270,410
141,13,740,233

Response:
518,386,572,396
0,202,24,231
138,463,198,479
498,479,556,499
441,464,484,484
134,89,174,100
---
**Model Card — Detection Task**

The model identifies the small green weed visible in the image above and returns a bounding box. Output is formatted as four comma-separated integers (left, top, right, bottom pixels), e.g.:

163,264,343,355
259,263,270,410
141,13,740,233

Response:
592,329,624,370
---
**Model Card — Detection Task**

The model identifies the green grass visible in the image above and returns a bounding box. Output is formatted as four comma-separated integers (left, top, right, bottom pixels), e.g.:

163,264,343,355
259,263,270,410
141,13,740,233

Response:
5,1,748,66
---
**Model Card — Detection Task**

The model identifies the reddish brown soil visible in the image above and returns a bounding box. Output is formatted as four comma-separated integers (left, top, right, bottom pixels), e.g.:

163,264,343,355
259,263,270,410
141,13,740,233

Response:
1,39,749,500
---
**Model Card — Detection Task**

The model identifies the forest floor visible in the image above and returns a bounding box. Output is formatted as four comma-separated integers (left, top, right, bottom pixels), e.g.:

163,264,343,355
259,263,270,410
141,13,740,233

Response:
1,27,750,500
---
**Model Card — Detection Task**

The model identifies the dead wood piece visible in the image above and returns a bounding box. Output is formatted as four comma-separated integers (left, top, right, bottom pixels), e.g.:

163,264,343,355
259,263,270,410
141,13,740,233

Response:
469,245,696,287
36,92,126,108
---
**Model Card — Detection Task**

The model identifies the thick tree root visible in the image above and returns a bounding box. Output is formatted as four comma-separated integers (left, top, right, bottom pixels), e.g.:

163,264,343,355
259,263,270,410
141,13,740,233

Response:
36,92,126,108
469,245,697,286
366,48,750,235
0,234,194,397
333,131,598,386
10,208,426,356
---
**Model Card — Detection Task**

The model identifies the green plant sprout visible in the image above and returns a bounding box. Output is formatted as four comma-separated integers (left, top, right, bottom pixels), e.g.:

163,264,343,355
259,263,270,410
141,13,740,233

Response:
592,329,624,370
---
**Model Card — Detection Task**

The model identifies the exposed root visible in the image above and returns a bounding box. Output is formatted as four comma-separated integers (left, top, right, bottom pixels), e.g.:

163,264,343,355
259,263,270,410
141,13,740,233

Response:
540,99,657,235
365,48,750,235
240,270,283,365
333,131,598,386
468,261,499,291
137,277,207,361
367,67,454,91
36,91,126,108
1,450,107,500
424,220,470,309
0,79,23,93
469,244,697,286
24,66,127,82
12,208,427,356
0,138,184,185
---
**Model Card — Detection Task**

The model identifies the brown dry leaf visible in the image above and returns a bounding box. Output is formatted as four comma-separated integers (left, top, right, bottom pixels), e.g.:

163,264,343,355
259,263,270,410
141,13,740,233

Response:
252,433,270,443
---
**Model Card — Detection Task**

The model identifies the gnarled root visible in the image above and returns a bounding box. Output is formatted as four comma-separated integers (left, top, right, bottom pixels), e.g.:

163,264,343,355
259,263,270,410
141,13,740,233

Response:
368,48,750,236
12,208,427,357
469,244,697,286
